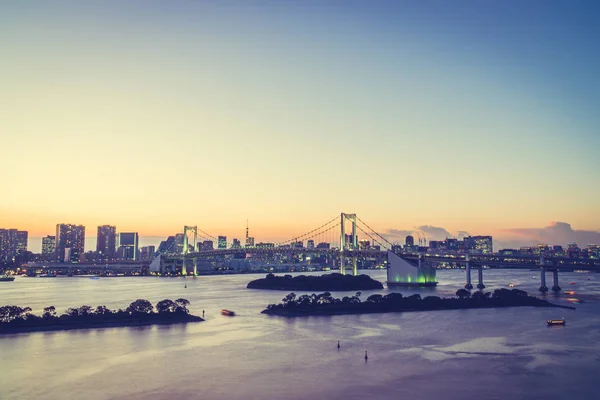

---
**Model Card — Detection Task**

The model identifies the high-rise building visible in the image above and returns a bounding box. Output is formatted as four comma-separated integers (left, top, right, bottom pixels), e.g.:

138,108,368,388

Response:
218,236,227,249
157,236,176,254
316,242,330,249
405,235,414,247
201,240,214,251
246,237,255,248
0,228,28,264
117,232,139,260
42,235,56,261
232,238,241,248
97,225,117,260
464,236,493,254
307,240,315,249
56,224,85,263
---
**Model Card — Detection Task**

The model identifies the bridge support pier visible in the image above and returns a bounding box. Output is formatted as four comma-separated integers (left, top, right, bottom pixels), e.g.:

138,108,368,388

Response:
352,256,357,276
193,258,197,277
465,256,473,289
181,259,187,276
476,267,485,289
551,269,561,292
340,255,345,275
539,256,548,292
539,267,548,292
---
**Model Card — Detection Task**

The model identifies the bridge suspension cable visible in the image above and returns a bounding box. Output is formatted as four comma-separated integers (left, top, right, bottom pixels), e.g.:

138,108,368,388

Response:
276,216,339,246
356,216,393,249
355,223,389,250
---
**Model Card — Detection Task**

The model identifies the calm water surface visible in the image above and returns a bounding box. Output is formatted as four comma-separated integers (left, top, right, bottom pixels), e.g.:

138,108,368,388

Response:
1,270,599,400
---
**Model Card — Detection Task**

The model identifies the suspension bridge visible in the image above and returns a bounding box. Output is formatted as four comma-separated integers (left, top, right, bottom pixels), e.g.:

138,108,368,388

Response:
152,212,600,292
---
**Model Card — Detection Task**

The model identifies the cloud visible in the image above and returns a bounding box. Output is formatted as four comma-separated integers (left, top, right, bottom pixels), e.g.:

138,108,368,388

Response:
501,221,600,247
416,225,451,240
457,231,470,239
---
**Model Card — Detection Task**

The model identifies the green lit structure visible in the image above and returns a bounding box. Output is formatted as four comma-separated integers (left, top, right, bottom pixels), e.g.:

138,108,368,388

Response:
386,251,437,287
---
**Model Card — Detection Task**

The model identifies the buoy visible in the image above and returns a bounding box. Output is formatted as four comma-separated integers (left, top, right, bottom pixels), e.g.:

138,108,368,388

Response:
184,284,187,288
365,350,368,360
337,341,340,349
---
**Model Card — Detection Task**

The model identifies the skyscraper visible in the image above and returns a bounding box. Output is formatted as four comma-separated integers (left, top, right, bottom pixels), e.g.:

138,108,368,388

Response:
0,228,28,264
218,236,227,249
405,235,414,247
232,238,241,248
42,235,56,261
97,225,117,260
118,232,139,260
55,224,85,263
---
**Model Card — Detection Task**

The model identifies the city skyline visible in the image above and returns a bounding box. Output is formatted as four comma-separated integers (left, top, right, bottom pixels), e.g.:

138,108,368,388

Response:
2,2,599,251
13,218,600,254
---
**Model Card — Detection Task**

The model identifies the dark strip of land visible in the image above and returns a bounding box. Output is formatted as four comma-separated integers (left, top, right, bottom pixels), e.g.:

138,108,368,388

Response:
262,289,575,317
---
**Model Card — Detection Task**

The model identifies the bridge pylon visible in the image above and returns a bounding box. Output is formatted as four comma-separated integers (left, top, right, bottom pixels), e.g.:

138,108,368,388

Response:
182,226,198,276
340,213,358,275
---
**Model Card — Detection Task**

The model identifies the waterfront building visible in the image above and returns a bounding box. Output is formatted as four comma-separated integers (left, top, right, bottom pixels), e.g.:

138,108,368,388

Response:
97,225,117,260
256,242,275,249
201,240,214,251
218,236,227,249
245,237,255,248
391,245,402,254
316,242,330,249
139,246,156,260
55,224,85,263
42,235,56,261
405,235,414,247
117,232,139,260
307,240,315,249
232,238,241,248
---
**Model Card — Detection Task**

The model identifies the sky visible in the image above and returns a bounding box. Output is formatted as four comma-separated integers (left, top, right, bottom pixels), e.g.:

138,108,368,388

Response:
1,1,599,252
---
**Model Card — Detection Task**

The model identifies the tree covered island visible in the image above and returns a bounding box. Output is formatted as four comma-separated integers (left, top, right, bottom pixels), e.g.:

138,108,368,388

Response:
0,298,203,334
262,288,574,317
247,273,383,291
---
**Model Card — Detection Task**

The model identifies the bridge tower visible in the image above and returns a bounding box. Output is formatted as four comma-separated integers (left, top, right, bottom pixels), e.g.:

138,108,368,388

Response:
340,213,358,275
182,226,198,276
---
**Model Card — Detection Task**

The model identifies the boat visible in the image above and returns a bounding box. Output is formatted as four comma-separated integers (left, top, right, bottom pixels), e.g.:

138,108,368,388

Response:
0,274,16,282
221,309,236,316
547,319,566,326
38,272,57,278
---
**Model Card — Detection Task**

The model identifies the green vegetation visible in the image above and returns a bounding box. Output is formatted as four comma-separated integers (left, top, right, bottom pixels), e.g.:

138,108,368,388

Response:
0,298,202,334
262,288,574,317
247,273,383,291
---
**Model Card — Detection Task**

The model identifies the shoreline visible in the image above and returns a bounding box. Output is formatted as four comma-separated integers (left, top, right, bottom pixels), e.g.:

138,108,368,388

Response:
0,315,203,335
262,302,575,318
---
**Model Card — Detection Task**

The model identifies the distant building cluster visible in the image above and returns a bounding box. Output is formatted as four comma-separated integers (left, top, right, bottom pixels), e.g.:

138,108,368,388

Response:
2,222,600,269
395,235,494,255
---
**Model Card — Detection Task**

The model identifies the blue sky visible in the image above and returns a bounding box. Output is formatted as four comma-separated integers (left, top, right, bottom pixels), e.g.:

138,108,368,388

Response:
1,1,599,251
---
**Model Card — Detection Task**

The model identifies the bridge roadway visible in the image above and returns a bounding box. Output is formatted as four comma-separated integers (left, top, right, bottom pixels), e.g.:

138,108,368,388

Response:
179,248,600,271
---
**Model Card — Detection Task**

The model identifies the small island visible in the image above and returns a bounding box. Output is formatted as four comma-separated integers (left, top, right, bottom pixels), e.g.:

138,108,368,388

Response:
262,288,575,317
0,298,203,335
247,273,384,291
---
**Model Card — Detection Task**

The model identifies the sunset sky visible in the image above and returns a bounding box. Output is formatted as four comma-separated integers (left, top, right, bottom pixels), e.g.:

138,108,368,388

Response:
1,1,599,252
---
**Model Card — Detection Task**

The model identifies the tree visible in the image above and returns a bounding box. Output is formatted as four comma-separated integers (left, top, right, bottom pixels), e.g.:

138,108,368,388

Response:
78,305,94,316
95,305,112,316
0,305,31,322
43,306,56,319
127,299,154,314
175,298,190,313
156,299,178,314
282,293,297,306
455,289,471,299
471,291,486,301
367,294,383,304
